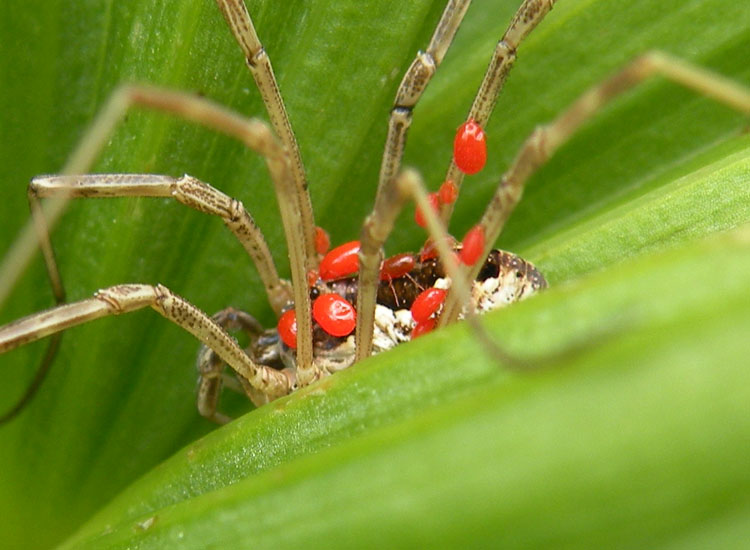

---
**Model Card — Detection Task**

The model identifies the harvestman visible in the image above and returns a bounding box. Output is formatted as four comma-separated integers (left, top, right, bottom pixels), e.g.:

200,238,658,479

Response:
0,0,748,424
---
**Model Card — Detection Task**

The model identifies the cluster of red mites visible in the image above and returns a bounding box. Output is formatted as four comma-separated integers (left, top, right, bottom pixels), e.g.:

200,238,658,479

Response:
278,119,488,349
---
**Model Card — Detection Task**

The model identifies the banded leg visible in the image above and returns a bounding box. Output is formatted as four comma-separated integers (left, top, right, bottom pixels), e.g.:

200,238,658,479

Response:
441,0,557,224
196,307,268,423
214,0,317,269
375,0,472,199
0,284,293,405
356,173,410,361
358,0,555,361
397,171,527,366
45,86,317,378
29,173,292,316
440,51,750,324
356,169,520,365
356,0,473,361
1,85,319,421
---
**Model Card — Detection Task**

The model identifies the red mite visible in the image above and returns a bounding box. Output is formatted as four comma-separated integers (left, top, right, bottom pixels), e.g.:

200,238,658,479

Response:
279,293,358,348
414,192,440,228
277,309,297,348
313,293,357,337
438,180,458,205
453,119,487,175
420,235,458,262
411,318,437,339
314,226,331,255
380,253,416,281
319,241,360,281
411,288,447,324
459,224,485,266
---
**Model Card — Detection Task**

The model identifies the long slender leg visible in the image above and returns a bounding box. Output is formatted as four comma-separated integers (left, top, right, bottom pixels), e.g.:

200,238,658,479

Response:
356,169,523,365
29,174,292,316
375,0,472,199
355,173,409,361
196,307,267,424
121,88,318,382
440,51,750,324
356,0,555,361
16,85,318,383
440,0,557,224
355,0,473,362
214,0,317,268
0,332,61,424
1,86,318,420
0,88,134,307
0,284,293,404
396,171,528,367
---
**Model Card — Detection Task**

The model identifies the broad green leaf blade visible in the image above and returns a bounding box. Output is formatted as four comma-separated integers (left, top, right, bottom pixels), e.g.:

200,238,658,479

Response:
63,225,750,549
0,0,748,548
532,135,750,282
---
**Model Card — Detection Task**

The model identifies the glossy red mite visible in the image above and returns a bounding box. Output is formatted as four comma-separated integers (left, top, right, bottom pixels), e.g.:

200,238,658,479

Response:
277,309,297,348
459,224,485,266
313,293,357,337
319,241,360,281
410,288,447,324
380,253,416,281
453,119,487,175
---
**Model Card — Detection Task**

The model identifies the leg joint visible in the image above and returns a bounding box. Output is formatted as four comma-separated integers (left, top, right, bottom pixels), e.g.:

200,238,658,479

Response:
94,284,157,314
246,47,267,70
390,106,413,124
394,52,437,107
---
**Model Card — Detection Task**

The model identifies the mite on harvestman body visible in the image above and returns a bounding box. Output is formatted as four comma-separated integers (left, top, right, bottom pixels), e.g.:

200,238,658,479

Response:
0,0,748,425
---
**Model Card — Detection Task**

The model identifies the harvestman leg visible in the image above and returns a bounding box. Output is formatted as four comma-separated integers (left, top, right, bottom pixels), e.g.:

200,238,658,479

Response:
214,0,318,269
376,0,556,209
29,174,292,316
356,0,473,361
74,87,313,378
1,85,320,422
439,51,750,324
0,285,293,413
0,1,321,306
357,0,556,359
196,307,272,423
354,0,471,360
440,0,557,224
375,0,472,199
357,170,502,363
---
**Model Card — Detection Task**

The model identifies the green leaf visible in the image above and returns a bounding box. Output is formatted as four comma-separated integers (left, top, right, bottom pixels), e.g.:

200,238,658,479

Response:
65,224,750,549
0,0,747,548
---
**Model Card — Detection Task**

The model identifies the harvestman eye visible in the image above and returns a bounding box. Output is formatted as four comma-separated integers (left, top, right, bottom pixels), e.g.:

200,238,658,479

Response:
0,0,748,425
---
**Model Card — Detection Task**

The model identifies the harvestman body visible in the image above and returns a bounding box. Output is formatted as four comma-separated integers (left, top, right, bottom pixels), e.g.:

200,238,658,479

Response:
1,0,748,424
